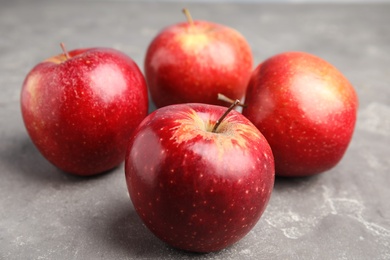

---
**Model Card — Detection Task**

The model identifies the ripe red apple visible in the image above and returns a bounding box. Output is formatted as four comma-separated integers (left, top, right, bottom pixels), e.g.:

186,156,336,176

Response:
125,102,274,252
144,9,253,108
21,45,148,176
243,52,358,177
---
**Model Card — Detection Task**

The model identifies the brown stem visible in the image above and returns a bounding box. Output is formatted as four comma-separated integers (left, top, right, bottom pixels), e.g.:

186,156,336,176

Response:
182,8,194,26
218,93,247,107
60,42,70,60
212,99,242,133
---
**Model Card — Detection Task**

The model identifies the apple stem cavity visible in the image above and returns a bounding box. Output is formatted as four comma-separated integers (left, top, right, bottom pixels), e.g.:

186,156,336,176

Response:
182,8,194,26
212,99,242,133
60,42,70,60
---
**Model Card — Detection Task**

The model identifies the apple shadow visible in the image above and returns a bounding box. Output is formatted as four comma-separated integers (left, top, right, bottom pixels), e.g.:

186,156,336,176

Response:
0,135,114,185
90,200,205,258
273,174,322,192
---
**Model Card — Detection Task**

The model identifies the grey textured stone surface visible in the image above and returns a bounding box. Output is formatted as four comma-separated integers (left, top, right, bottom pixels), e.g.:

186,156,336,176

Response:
1,1,389,259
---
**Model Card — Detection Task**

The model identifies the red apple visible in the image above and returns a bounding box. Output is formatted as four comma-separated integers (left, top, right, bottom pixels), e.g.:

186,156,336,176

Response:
21,45,148,176
243,52,358,177
125,102,274,252
144,9,253,108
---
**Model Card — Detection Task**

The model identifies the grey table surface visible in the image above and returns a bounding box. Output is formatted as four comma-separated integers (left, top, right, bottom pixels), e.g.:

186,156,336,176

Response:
1,1,390,259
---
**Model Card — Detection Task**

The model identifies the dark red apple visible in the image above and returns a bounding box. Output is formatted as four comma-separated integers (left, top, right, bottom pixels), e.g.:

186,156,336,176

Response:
125,102,274,252
21,45,148,176
144,9,253,108
243,51,358,177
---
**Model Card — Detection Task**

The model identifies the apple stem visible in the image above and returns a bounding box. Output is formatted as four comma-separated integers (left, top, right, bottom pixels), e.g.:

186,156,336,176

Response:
217,93,247,108
60,42,70,60
182,8,194,26
212,99,242,133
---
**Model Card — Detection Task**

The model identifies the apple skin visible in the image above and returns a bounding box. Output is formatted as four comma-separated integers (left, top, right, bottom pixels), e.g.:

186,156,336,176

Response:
243,52,358,177
144,20,253,108
125,103,274,252
21,47,148,176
